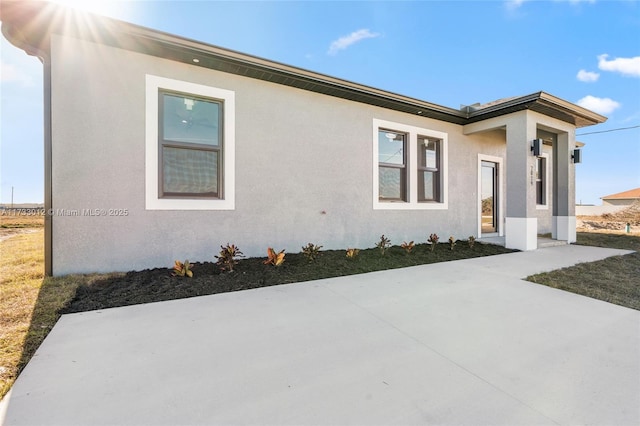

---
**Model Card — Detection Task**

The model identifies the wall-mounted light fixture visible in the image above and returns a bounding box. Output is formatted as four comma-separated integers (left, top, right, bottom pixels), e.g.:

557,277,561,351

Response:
572,149,582,164
531,139,542,157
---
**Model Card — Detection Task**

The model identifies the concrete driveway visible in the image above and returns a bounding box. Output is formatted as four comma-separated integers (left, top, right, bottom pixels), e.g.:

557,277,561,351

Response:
2,245,639,425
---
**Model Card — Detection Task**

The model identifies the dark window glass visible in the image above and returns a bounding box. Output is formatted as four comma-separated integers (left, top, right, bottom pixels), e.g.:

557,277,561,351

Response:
418,137,440,202
159,91,222,199
536,157,546,205
378,130,407,201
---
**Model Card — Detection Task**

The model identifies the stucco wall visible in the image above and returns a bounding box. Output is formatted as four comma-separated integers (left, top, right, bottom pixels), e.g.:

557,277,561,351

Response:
602,199,636,207
50,35,514,274
576,205,628,215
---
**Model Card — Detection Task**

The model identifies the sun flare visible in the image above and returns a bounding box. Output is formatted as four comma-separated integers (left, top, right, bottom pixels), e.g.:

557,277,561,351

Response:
50,0,124,18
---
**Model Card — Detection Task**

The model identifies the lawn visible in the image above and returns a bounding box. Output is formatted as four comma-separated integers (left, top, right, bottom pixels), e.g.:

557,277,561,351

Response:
526,232,640,310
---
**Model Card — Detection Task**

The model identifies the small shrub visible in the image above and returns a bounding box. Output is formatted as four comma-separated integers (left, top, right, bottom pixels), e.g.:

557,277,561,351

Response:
448,236,456,250
401,241,415,254
346,248,360,259
468,236,476,249
264,247,285,267
215,244,244,272
172,260,193,278
301,243,323,262
376,234,391,255
428,233,439,252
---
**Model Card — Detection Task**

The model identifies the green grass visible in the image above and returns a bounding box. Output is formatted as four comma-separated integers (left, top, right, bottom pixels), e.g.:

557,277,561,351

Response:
527,232,640,310
575,232,640,251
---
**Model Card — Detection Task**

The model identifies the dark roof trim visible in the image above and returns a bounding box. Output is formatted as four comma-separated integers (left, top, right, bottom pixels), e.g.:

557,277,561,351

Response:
465,91,607,128
0,1,607,128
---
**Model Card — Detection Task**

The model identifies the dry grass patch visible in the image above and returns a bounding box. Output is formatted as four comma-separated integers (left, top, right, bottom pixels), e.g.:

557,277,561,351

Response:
0,231,45,398
0,230,84,400
0,213,44,229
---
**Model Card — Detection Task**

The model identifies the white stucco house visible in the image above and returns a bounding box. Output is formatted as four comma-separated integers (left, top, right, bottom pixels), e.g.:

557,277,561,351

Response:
1,1,606,276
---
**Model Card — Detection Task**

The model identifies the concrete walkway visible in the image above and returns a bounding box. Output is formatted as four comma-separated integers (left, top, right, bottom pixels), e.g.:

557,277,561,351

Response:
2,245,639,425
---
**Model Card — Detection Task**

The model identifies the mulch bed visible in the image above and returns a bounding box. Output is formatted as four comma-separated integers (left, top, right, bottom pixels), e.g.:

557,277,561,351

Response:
61,242,516,313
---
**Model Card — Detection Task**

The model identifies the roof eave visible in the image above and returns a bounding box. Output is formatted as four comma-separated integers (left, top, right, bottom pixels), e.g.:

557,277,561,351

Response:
466,91,607,128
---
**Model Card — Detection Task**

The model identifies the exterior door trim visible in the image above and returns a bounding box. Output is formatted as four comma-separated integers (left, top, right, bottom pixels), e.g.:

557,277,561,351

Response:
478,154,504,237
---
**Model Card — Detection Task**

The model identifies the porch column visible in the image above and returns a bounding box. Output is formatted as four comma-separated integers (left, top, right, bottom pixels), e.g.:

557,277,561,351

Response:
505,112,538,250
552,131,577,242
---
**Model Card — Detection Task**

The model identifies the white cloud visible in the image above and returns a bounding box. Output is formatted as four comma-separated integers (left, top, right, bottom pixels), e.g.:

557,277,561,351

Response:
0,61,35,87
576,95,621,115
506,0,593,9
597,54,640,78
328,29,380,56
505,0,528,10
1,38,41,88
576,69,600,82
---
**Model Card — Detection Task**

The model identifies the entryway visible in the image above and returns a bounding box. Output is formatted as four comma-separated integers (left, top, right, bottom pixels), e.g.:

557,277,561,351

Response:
478,155,503,237
481,161,498,234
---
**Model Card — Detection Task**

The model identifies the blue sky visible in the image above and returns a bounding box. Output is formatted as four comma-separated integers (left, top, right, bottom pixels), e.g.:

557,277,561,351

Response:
1,0,639,205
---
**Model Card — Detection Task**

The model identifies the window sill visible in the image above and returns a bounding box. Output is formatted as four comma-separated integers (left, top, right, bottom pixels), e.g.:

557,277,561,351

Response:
146,197,234,210
374,201,448,210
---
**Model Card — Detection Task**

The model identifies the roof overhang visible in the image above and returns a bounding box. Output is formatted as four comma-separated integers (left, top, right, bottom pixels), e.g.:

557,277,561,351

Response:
1,0,607,129
464,92,607,128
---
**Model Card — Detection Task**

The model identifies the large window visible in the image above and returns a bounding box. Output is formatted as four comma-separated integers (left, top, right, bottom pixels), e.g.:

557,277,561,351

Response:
146,75,235,210
373,119,448,210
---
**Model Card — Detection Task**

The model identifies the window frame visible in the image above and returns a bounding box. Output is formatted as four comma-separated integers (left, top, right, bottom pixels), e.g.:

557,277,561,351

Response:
417,136,440,202
146,75,235,210
158,90,223,199
373,119,448,210
377,129,408,202
535,153,549,210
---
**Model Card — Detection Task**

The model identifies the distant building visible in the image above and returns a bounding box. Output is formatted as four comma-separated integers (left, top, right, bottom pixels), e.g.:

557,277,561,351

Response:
601,188,640,207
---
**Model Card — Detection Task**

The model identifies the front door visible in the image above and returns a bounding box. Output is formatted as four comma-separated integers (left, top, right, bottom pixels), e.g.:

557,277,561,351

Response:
481,161,498,234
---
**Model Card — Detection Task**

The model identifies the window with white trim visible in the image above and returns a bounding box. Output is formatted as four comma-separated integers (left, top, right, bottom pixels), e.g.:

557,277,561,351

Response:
146,75,235,210
373,119,448,210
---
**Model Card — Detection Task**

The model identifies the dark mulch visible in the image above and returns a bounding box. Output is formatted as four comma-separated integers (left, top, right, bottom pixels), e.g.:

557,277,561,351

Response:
61,242,516,313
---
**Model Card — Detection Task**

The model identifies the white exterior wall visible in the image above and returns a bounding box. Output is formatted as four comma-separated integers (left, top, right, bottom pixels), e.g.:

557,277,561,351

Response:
602,199,636,207
576,205,628,215
50,35,515,275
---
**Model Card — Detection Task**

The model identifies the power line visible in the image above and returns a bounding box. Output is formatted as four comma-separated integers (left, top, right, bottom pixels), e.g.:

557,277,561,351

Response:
576,125,640,136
